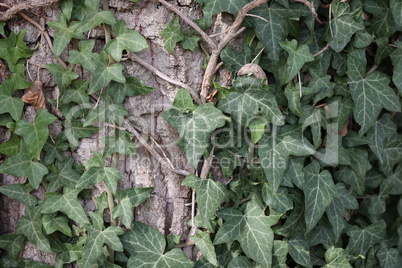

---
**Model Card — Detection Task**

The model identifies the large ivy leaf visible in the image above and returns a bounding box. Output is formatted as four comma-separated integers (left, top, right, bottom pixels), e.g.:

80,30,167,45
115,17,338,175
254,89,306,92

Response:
46,157,82,192
42,214,72,237
347,56,400,135
76,164,122,194
68,40,105,73
391,0,402,30
218,76,284,127
112,187,153,228
194,0,248,27
288,236,312,268
0,183,37,207
192,230,218,267
214,201,281,267
84,103,128,127
0,30,33,69
102,130,136,157
47,63,79,92
0,142,48,189
163,90,226,166
220,44,251,73
88,61,126,94
329,0,364,52
105,19,148,62
346,220,386,256
16,206,52,253
121,221,193,268
77,0,117,32
0,133,21,157
107,77,155,104
324,246,352,268
390,43,402,94
376,243,401,268
82,212,124,267
304,160,337,233
182,174,230,226
47,14,85,57
63,118,99,149
381,133,402,175
0,75,32,121
363,0,396,38
62,80,90,105
15,109,57,160
42,187,90,225
272,240,289,268
0,234,25,260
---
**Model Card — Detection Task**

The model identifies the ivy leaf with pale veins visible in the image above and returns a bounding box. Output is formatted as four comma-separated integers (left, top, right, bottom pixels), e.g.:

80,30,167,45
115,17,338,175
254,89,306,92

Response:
0,133,20,157
218,76,284,127
376,243,401,268
43,132,69,165
105,19,148,62
163,90,226,166
88,59,126,94
121,221,193,268
68,40,105,73
346,220,386,256
0,30,33,69
279,40,314,84
367,114,396,164
42,187,90,225
192,230,218,267
308,68,335,103
0,234,25,260
0,141,48,189
62,80,90,105
160,16,184,54
182,175,229,225
324,246,352,268
103,130,136,157
391,0,402,30
15,109,57,160
81,212,124,267
0,183,37,207
112,187,153,228
84,103,128,127
273,240,289,268
0,75,32,121
47,14,85,57
42,214,72,237
363,0,396,38
347,56,400,135
47,63,79,92
63,119,99,149
390,42,402,94
77,0,116,32
214,201,281,267
220,44,251,73
304,160,337,233
107,77,155,104
329,0,364,52
288,236,312,268
16,206,52,253
181,35,201,52
45,157,82,192
381,133,402,175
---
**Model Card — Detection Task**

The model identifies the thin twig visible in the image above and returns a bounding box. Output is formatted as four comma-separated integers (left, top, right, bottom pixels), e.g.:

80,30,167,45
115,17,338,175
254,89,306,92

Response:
365,64,378,77
154,0,216,50
129,52,201,105
298,71,302,98
313,43,330,57
251,47,265,64
293,0,322,24
0,0,60,21
245,13,269,23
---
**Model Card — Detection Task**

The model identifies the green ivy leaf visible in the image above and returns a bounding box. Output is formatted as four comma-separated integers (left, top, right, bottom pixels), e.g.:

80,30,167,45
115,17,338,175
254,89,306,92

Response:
0,141,48,189
0,234,25,260
288,236,312,268
82,212,124,267
43,132,69,165
47,14,85,57
77,0,117,32
262,185,293,213
112,187,153,228
0,30,33,68
84,103,128,127
347,56,400,135
161,16,184,54
0,133,21,157
220,44,251,73
42,214,72,237
194,0,248,27
279,40,314,84
324,246,352,268
182,174,229,225
390,43,402,94
192,230,218,267
45,157,82,192
107,77,155,104
163,90,226,166
88,62,126,94
214,201,281,267
218,76,285,127
0,183,38,207
63,118,99,149
303,160,337,233
181,35,201,52
346,220,386,256
380,133,402,175
47,63,79,92
121,221,193,268
16,206,52,253
62,80,90,104
102,130,136,157
376,243,401,268
42,187,90,225
77,165,122,194
56,243,82,267
0,76,31,121
68,40,105,73
105,19,148,62
307,68,335,103
390,0,402,30
367,114,396,164
15,109,57,160
273,240,289,268
363,0,396,38
227,256,254,268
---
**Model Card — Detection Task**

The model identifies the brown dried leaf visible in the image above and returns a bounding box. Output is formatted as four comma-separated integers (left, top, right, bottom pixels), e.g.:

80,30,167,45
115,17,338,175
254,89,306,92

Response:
22,81,46,110
237,63,267,84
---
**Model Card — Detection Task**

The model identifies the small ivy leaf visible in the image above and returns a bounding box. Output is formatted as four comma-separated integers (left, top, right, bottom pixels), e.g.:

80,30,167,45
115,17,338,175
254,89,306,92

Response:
15,109,57,160
84,151,105,169
16,206,52,253
121,221,193,268
194,0,248,27
42,187,90,225
249,118,267,144
113,187,153,228
43,132,69,165
288,236,312,268
0,75,32,121
182,174,229,225
102,130,136,157
77,165,122,195
329,0,364,52
308,68,335,103
376,243,401,268
82,212,124,267
390,42,402,94
105,19,148,62
88,62,126,94
47,14,85,57
77,0,117,32
218,76,285,127
0,234,25,260
42,214,72,237
0,30,33,68
0,141,48,189
220,44,251,73
324,246,352,268
47,63,79,92
214,201,281,267
171,88,198,113
380,133,402,175
303,160,337,233
367,114,396,164
161,16,184,54
262,185,293,214
227,256,254,267
273,240,289,268
346,220,386,256
63,118,99,149
192,230,218,267
68,40,105,73
106,77,155,104
62,80,90,105
284,84,310,118
307,226,337,248
181,35,201,52
0,183,38,207
351,30,374,49
0,133,20,157
163,90,226,167
56,243,83,267
45,156,82,192
363,0,396,38
279,40,314,85
347,56,400,135
84,103,128,127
